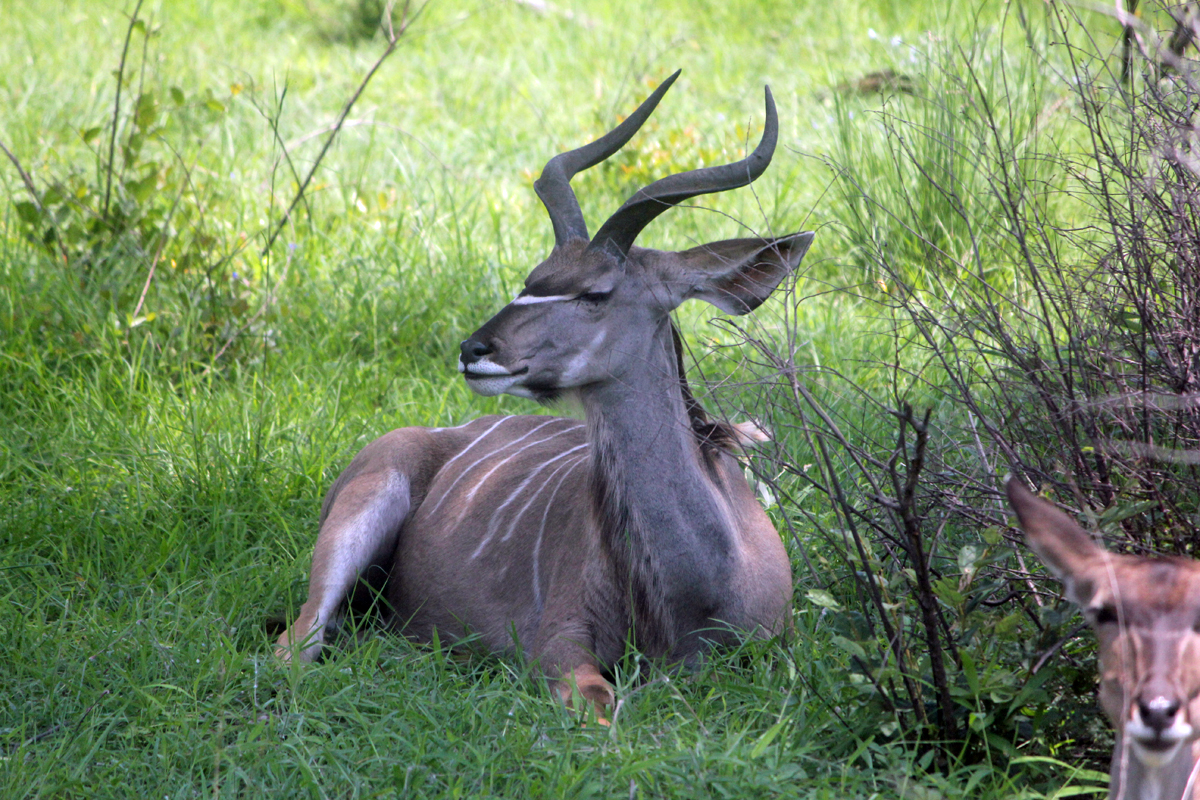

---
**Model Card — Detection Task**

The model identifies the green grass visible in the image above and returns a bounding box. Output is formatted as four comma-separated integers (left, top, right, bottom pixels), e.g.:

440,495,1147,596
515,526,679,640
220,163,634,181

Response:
0,0,1116,796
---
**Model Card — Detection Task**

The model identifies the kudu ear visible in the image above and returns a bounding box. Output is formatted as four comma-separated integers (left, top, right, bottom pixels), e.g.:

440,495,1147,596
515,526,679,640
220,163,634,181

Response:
669,231,814,314
1006,477,1105,607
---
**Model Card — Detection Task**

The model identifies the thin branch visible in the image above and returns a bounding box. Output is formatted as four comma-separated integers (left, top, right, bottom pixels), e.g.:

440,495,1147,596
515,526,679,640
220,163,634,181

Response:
1,139,71,266
131,151,194,319
0,140,43,211
103,0,145,220
260,0,423,257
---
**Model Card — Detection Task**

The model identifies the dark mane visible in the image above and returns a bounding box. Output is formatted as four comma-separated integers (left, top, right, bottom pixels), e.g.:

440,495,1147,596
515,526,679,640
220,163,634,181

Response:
670,323,740,454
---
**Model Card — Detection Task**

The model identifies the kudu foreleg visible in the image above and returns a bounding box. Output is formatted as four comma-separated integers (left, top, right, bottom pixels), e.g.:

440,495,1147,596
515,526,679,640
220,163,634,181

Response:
277,470,411,662
537,623,616,724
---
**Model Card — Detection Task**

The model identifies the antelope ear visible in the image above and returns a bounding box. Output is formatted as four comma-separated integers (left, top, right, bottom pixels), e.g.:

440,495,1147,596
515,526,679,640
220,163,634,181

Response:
672,231,814,314
1006,477,1104,607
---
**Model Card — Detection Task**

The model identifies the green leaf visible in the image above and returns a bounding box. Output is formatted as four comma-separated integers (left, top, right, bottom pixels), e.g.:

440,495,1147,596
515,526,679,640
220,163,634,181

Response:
124,132,144,161
958,544,980,576
832,635,866,660
750,721,786,758
968,711,991,732
134,92,159,129
1007,666,1053,714
1048,787,1109,799
1098,500,1157,528
961,650,980,696
14,201,41,225
994,610,1023,637
1011,756,1108,785
805,589,841,611
170,86,185,106
933,576,963,607
81,126,103,143
129,172,158,203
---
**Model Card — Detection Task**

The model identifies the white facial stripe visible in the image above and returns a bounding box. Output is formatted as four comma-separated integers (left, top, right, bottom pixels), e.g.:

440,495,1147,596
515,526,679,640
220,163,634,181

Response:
560,329,608,385
510,294,573,306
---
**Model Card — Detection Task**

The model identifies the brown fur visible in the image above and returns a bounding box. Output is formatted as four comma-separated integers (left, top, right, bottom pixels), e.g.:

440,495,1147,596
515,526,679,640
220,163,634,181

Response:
277,75,810,723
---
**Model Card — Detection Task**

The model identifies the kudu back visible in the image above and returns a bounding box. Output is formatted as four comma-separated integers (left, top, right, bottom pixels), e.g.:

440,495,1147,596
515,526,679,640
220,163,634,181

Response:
276,71,811,719
1008,478,1200,800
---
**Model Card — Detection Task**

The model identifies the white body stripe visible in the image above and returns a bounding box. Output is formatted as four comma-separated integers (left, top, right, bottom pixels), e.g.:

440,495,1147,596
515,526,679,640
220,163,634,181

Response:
499,450,588,544
424,416,551,515
427,420,478,433
470,442,590,559
454,422,581,522
531,455,588,607
431,416,512,476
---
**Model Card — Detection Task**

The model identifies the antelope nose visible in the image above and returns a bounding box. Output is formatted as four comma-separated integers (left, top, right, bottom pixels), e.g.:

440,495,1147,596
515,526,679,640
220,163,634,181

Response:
460,338,492,366
1138,696,1182,733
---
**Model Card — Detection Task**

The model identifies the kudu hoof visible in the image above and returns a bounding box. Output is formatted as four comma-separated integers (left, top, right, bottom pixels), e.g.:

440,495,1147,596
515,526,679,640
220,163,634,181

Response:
274,626,322,664
554,666,615,726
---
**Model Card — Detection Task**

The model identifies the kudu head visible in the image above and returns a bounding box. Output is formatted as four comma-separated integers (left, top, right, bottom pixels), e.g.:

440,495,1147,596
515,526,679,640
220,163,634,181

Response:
458,71,813,401
1008,478,1200,770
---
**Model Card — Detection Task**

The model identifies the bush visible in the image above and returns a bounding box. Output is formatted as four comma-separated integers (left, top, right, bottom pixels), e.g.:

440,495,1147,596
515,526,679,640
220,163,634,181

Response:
4,1,413,369
726,0,1200,775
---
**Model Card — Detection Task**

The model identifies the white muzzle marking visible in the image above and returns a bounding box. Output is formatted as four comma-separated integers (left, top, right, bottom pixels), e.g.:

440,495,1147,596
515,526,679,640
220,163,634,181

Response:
1127,700,1194,767
460,356,524,397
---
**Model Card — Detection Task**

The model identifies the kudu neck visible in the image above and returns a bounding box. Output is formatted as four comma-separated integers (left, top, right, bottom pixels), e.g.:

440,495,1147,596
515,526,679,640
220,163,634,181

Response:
1110,738,1200,800
578,319,714,489
577,318,737,561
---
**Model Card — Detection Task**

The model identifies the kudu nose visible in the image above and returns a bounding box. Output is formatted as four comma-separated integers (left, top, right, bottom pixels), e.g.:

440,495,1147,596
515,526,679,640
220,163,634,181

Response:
1138,696,1182,734
460,338,492,366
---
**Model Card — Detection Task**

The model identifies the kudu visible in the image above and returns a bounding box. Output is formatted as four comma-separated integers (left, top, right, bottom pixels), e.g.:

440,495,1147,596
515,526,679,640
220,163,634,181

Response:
1008,478,1200,800
276,71,811,719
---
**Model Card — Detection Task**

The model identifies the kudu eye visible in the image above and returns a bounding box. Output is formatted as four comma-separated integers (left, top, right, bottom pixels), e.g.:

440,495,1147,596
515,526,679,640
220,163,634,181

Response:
577,291,611,304
1093,605,1119,625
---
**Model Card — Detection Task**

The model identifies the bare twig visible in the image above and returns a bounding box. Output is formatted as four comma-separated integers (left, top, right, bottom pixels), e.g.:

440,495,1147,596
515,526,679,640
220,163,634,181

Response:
103,0,145,221
1,139,71,266
131,150,194,319
1031,624,1086,675
260,0,424,257
0,139,43,211
257,81,314,230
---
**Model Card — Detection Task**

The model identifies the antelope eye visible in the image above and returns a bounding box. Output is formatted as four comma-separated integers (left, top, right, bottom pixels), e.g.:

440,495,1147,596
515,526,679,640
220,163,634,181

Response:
1093,605,1119,625
578,291,610,304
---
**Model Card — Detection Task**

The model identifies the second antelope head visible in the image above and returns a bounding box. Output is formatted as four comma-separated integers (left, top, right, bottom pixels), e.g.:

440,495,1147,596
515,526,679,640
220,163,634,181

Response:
1008,478,1200,800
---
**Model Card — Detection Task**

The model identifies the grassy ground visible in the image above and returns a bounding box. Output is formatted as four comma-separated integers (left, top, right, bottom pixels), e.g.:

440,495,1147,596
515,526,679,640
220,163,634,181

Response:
1,0,1112,797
